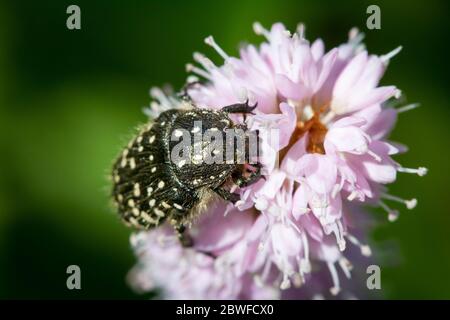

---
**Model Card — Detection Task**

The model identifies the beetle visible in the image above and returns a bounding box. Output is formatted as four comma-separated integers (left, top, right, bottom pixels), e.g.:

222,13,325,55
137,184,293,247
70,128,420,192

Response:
111,100,262,245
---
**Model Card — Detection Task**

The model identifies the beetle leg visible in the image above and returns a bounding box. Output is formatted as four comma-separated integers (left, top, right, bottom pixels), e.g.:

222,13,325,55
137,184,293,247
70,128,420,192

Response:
233,163,264,188
221,99,258,115
174,223,193,247
178,80,202,102
213,186,240,204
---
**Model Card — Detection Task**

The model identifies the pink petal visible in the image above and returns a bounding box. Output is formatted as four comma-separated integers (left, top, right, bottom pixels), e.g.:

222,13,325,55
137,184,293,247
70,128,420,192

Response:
275,74,308,100
299,154,337,194
325,126,368,153
292,184,309,220
333,51,368,99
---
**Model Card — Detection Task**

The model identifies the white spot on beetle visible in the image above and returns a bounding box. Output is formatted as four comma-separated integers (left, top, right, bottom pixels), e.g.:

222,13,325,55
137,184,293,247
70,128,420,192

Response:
120,157,127,168
133,183,140,197
149,135,156,144
151,167,157,173
158,181,165,189
161,201,171,209
173,129,183,137
154,208,165,217
178,159,186,168
174,203,183,210
149,199,156,207
129,158,136,170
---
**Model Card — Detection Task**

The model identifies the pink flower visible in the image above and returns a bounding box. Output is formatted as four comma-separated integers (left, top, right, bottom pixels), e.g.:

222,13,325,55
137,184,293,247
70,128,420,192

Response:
128,207,279,299
131,22,427,299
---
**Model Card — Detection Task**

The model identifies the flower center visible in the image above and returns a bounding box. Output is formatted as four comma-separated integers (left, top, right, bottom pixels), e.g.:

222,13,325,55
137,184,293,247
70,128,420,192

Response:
297,115,328,154
291,113,328,155
279,113,328,161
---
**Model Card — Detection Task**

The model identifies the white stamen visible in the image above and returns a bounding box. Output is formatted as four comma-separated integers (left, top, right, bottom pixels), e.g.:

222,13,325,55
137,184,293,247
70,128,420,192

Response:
394,89,402,99
296,23,306,40
379,201,400,222
397,166,428,176
349,29,365,49
381,46,402,63
252,22,271,39
193,52,216,71
346,234,372,257
150,87,171,106
185,63,212,80
348,27,360,40
338,257,353,279
292,273,304,288
367,150,382,162
327,262,341,296
253,275,264,288
347,191,359,201
204,36,229,60
280,275,291,290
397,103,420,113
321,110,335,125
332,221,346,251
382,193,417,209
332,183,341,198
300,232,311,274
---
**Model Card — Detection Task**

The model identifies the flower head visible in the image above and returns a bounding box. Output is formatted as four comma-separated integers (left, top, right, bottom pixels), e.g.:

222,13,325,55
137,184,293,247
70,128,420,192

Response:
131,22,427,298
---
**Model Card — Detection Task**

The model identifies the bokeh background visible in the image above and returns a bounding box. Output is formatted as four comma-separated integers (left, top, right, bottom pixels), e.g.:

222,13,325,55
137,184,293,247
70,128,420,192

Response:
0,0,449,299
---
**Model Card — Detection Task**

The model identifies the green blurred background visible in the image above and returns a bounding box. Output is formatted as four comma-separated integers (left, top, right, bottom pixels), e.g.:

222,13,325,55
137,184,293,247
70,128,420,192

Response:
0,0,448,299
